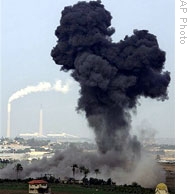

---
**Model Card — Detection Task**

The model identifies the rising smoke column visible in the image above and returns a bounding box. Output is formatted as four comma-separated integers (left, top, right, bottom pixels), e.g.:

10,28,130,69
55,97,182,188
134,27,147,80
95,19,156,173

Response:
51,1,170,155
7,80,70,137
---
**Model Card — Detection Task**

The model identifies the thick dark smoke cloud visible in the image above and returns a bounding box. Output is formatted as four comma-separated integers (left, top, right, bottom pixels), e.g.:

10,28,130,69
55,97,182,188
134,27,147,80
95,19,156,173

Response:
51,1,170,154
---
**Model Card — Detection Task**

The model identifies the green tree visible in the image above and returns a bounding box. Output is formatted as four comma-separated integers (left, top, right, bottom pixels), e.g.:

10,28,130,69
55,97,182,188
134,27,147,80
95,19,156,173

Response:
107,178,112,185
79,166,90,178
14,163,23,179
94,168,100,178
71,164,78,179
79,166,85,173
84,168,90,178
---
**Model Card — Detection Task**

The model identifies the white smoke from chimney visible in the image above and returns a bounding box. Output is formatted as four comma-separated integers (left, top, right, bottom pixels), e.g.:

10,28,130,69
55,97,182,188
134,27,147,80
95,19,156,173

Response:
7,103,11,138
39,105,43,137
7,80,71,138
53,80,69,93
8,80,70,103
8,82,51,103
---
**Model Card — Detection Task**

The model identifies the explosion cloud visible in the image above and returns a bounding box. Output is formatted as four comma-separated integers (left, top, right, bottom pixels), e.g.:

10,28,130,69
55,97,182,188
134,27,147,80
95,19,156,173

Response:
51,0,170,155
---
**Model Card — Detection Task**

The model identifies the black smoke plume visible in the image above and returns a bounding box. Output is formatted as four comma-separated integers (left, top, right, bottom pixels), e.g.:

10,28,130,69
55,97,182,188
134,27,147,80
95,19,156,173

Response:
51,1,170,154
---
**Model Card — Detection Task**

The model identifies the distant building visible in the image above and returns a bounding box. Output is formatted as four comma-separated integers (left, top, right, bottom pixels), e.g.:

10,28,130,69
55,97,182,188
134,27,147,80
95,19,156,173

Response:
47,132,78,138
28,179,51,194
20,133,39,137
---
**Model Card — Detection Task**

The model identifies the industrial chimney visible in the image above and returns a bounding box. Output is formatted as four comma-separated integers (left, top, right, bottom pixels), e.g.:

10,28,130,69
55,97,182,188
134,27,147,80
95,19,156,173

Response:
7,103,11,138
39,105,43,136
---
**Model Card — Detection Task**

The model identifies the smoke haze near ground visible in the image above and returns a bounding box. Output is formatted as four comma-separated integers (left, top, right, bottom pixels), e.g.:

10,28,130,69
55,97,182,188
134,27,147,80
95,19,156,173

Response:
0,146,165,187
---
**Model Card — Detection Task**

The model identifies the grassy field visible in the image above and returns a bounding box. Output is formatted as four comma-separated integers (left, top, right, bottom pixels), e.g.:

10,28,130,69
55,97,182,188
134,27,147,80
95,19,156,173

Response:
0,182,28,194
0,182,156,194
0,163,175,194
0,183,176,194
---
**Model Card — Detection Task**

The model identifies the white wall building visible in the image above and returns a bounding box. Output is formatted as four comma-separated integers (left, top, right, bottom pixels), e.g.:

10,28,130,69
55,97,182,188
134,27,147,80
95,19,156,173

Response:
28,179,50,194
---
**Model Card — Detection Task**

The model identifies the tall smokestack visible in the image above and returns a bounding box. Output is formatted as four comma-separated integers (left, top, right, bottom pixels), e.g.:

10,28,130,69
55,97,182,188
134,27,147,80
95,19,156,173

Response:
6,103,11,138
6,80,70,137
39,105,43,136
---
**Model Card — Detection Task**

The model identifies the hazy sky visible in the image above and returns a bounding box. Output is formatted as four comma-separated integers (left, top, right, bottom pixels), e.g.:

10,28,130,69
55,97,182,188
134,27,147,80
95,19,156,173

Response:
1,0,174,139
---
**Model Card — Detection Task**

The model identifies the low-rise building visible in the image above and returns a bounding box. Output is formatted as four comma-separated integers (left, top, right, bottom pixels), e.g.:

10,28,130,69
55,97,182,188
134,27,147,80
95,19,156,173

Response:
28,179,51,194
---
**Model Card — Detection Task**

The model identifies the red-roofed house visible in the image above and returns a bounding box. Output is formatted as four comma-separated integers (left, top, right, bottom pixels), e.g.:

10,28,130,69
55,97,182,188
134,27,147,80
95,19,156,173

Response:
28,179,51,194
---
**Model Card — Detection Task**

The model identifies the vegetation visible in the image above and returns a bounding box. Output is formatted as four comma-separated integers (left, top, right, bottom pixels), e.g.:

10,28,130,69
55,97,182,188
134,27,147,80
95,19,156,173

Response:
71,164,78,179
13,163,23,179
0,180,152,194
79,165,90,178
0,159,10,168
94,168,100,178
0,178,175,194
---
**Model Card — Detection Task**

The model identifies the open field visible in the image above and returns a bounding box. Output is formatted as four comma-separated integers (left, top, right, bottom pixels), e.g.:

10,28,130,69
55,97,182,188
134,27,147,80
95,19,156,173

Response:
0,191,28,194
0,182,28,194
0,182,175,194
0,182,155,194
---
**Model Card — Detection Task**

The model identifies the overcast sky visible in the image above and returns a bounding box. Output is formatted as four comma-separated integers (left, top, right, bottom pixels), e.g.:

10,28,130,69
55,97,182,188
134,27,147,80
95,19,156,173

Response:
1,0,174,139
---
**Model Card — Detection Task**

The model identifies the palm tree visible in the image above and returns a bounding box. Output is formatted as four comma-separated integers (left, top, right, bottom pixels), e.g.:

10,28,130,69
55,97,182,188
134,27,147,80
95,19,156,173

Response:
14,163,23,179
79,166,90,178
71,164,78,179
94,169,100,178
79,166,85,173
84,168,90,178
